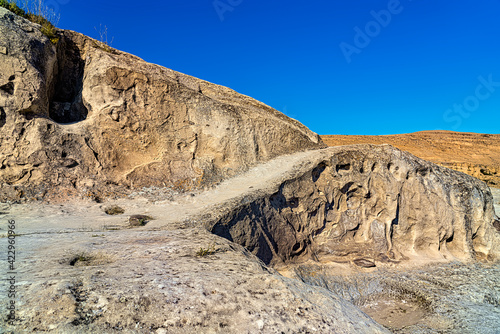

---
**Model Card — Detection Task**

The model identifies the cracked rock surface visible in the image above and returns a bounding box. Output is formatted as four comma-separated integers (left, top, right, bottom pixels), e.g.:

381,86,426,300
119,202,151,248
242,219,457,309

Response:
0,208,388,333
293,261,500,334
207,145,500,267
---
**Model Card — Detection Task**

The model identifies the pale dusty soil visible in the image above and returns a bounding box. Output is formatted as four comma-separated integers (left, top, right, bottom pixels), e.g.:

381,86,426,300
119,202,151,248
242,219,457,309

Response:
321,131,500,187
361,299,427,330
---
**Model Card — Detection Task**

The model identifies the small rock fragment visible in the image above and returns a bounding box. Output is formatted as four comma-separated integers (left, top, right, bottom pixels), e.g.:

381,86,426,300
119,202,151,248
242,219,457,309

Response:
353,258,376,268
493,219,500,232
104,205,125,215
129,214,154,226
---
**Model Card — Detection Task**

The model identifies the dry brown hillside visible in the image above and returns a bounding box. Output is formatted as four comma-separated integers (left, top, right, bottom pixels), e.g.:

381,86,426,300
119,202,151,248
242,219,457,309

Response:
321,131,500,187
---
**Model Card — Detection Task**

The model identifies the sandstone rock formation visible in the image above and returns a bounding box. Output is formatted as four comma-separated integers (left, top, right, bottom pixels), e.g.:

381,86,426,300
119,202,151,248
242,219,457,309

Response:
493,188,500,217
207,145,500,267
0,7,324,202
0,198,389,333
2,5,500,333
322,131,500,187
1,145,498,333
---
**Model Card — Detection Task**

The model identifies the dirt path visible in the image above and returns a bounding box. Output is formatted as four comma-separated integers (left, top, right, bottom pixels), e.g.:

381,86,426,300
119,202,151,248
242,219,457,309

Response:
1,149,320,236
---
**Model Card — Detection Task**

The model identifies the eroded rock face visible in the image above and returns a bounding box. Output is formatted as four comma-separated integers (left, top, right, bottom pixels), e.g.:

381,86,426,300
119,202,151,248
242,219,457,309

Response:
321,132,500,188
208,145,500,266
0,7,324,202
440,162,500,188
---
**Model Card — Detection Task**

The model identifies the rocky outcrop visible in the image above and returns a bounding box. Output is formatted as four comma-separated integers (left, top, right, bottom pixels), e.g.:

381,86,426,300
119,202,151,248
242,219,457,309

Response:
1,145,498,333
0,7,324,202
493,188,500,219
321,131,500,188
2,6,500,334
439,162,500,188
207,145,500,267
0,202,389,333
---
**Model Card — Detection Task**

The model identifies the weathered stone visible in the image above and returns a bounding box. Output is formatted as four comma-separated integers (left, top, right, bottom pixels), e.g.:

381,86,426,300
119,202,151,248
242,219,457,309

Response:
128,214,153,226
322,131,500,188
494,219,500,232
295,261,500,333
0,206,389,334
1,6,499,333
353,258,376,268
492,188,500,217
0,7,324,202
0,144,498,333
208,145,500,266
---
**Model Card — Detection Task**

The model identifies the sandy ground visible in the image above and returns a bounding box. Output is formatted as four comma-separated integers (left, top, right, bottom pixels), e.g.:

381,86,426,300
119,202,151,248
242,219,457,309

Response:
294,261,500,334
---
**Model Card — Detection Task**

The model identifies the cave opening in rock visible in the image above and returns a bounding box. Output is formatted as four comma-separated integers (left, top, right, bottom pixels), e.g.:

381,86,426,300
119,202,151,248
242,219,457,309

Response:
49,35,88,124
0,107,5,128
312,162,327,182
336,163,351,173
0,81,14,95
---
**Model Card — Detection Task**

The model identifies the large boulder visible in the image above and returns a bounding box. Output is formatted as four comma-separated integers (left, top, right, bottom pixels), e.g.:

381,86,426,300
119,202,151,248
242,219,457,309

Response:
0,7,324,202
207,145,500,266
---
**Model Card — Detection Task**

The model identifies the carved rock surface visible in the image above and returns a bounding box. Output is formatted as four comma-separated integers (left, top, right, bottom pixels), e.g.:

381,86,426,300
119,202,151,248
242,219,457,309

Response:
322,131,500,187
208,145,500,266
0,7,324,202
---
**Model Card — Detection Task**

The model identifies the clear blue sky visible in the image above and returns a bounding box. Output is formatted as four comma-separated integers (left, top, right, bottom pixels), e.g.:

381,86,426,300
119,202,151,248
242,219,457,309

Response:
52,0,500,135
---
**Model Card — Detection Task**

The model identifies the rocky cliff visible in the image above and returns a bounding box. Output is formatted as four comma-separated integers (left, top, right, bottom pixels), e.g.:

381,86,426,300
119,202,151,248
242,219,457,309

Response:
207,145,500,267
1,145,498,333
0,7,324,202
